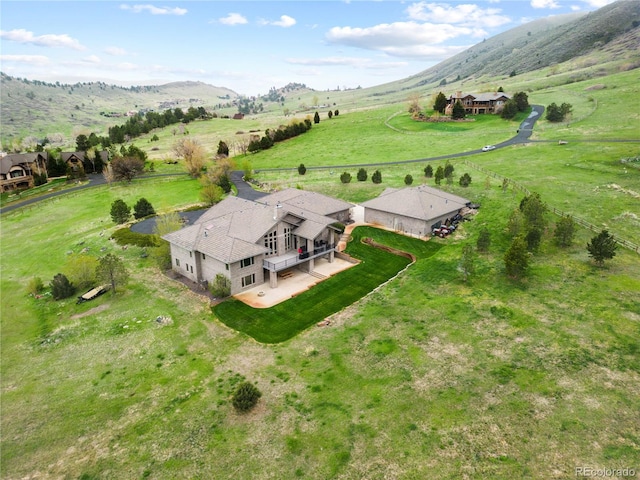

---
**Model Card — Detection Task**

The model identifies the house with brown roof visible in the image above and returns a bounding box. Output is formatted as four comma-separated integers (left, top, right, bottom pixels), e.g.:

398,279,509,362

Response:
61,151,109,174
0,152,48,193
360,185,470,237
162,189,353,295
446,91,510,115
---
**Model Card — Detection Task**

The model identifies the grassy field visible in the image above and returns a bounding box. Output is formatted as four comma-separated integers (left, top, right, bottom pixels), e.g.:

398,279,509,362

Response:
1,67,639,479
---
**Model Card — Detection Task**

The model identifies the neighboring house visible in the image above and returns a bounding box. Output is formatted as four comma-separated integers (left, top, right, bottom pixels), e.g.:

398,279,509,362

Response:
0,152,48,193
163,189,353,295
446,91,510,115
360,185,470,237
232,113,244,120
61,151,109,174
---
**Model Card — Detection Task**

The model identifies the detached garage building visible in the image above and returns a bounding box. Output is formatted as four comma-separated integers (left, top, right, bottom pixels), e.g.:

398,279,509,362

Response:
360,185,470,237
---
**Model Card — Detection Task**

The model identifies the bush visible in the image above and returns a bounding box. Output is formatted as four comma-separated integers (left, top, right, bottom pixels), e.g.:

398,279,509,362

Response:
331,222,345,234
357,168,368,182
372,170,382,184
459,173,472,187
404,174,413,185
210,274,231,298
133,198,155,219
424,165,433,178
110,228,158,247
232,381,262,413
50,273,75,300
340,172,351,184
110,199,130,224
298,163,306,175
26,276,44,296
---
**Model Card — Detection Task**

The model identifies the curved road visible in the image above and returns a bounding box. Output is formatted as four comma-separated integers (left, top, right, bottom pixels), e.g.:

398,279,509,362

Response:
1,106,544,216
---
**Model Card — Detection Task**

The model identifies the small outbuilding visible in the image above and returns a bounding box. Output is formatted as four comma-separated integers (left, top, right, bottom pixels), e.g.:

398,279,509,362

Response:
360,185,470,237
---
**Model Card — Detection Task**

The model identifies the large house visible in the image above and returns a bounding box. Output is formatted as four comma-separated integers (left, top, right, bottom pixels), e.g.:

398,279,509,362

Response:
0,152,48,193
163,189,353,295
360,185,470,237
446,91,510,115
61,151,109,174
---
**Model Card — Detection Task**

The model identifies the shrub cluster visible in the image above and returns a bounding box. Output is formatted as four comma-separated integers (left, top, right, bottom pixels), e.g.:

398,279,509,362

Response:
110,228,158,247
232,381,262,413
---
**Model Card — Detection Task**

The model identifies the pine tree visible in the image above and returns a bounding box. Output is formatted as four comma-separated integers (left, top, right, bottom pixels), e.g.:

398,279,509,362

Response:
372,170,382,184
313,111,320,124
49,273,75,300
424,165,433,178
586,230,617,266
357,168,368,182
452,100,466,119
434,166,444,185
133,198,155,219
110,199,131,224
554,215,575,247
433,92,447,114
504,236,529,279
476,228,491,252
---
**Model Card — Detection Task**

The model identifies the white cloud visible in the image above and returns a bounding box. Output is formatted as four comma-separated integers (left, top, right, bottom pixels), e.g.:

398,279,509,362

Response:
530,0,560,9
218,13,248,26
326,21,484,54
406,2,511,28
82,55,102,64
120,4,187,15
260,15,297,27
0,29,86,50
104,46,128,56
0,54,50,66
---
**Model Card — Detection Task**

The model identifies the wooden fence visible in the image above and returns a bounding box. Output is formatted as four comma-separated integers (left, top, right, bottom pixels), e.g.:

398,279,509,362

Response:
463,159,640,254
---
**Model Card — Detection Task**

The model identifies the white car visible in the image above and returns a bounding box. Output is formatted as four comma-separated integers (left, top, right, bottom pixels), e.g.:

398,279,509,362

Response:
482,145,496,152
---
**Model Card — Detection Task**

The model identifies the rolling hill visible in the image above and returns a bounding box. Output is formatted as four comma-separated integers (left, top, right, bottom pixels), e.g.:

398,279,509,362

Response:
1,0,638,148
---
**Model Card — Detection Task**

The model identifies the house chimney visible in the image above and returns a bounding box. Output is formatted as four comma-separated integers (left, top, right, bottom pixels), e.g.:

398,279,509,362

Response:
456,91,462,99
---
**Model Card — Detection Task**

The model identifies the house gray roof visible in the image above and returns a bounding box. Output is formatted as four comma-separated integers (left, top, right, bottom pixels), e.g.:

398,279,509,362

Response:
258,188,353,216
360,185,470,222
163,191,344,263
61,151,109,162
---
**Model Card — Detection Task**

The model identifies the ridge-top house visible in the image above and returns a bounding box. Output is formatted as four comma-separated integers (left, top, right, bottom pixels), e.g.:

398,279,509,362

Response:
0,152,48,193
446,91,510,115
163,189,353,295
360,185,470,237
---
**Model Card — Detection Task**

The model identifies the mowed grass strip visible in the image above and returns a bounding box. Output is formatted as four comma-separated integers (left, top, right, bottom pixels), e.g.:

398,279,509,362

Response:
213,227,442,343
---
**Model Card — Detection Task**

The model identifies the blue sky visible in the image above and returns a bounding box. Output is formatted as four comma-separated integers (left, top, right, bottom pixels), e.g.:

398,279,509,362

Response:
0,0,615,96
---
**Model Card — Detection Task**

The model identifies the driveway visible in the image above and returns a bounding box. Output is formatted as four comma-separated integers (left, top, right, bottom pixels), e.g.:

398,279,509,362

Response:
0,106,544,215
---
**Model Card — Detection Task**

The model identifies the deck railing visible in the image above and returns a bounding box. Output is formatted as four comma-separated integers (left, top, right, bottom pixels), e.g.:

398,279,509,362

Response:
263,244,336,272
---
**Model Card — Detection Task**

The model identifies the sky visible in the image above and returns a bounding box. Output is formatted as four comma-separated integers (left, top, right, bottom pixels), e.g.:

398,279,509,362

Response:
0,0,617,96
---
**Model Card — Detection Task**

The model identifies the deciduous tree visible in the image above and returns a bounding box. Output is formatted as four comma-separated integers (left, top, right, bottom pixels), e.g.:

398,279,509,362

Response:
173,137,206,178
459,244,475,282
65,254,98,290
96,253,129,293
111,156,144,183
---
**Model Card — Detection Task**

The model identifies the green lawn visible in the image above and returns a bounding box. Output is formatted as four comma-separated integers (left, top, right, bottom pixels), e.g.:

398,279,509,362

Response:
214,227,442,343
1,67,639,479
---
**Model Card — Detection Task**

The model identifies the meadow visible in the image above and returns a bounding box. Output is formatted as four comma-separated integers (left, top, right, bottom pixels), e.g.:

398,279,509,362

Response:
1,67,639,479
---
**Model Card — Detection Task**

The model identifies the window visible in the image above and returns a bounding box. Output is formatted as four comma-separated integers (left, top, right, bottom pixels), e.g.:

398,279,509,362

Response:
185,263,189,271
284,226,292,251
202,253,206,260
240,257,254,268
190,265,193,273
263,230,277,257
241,274,255,287
189,251,192,258
175,258,180,267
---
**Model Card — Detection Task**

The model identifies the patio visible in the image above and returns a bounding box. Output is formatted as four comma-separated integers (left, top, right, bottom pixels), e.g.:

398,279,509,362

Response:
234,256,358,308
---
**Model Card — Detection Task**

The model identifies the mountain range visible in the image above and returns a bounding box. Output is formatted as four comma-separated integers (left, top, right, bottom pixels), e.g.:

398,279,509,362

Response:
1,0,638,147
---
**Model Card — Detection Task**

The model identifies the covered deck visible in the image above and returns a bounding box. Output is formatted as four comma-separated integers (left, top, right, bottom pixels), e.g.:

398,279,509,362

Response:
262,242,336,272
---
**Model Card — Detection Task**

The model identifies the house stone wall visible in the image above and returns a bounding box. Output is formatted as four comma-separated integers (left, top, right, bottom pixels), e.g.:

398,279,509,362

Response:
228,256,265,295
170,244,198,283
364,208,459,237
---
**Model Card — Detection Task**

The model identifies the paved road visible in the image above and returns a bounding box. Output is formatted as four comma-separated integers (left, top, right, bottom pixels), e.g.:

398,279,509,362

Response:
0,105,543,216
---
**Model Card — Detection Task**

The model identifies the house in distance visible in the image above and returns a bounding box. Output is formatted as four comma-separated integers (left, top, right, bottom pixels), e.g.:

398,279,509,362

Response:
446,91,511,115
